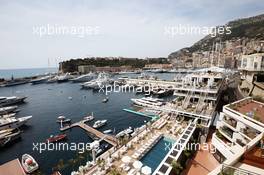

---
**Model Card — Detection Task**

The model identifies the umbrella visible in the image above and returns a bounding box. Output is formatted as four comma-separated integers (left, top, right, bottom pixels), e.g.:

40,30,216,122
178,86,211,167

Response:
141,166,152,175
133,160,143,169
121,155,131,164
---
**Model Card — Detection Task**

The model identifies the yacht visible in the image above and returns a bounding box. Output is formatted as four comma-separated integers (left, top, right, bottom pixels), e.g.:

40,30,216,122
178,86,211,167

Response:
0,128,21,147
71,73,97,83
46,76,58,83
30,76,50,84
81,73,112,89
93,120,107,128
56,116,71,123
0,106,18,115
21,154,39,174
0,96,27,107
0,113,16,119
131,97,164,107
116,127,133,138
57,73,72,83
84,113,94,121
0,116,32,130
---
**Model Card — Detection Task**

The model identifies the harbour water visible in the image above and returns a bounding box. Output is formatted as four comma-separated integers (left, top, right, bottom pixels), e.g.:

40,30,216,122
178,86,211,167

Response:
0,81,151,174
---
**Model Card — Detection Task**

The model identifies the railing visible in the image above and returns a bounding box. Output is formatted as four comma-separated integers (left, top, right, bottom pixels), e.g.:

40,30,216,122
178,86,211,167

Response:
219,163,261,175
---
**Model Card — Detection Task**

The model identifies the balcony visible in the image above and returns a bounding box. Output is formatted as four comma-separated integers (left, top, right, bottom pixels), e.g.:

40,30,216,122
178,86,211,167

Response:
222,116,237,129
240,127,259,140
219,126,234,141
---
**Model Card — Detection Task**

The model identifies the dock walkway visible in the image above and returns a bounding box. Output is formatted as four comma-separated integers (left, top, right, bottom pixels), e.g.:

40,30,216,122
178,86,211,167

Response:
60,120,117,146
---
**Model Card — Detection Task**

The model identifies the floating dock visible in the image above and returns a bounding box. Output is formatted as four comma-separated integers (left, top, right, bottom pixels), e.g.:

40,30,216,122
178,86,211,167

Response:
0,159,26,175
60,120,117,146
123,108,159,121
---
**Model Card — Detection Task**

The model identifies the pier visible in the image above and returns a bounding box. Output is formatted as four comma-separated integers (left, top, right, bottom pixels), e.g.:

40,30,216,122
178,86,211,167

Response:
123,108,159,121
60,120,117,146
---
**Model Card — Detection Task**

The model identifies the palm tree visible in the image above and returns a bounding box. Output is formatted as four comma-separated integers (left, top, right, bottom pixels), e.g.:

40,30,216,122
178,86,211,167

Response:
171,160,183,175
109,167,121,175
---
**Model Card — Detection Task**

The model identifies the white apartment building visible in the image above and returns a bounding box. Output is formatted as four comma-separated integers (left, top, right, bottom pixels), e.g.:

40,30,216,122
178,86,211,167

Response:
239,53,264,82
210,97,264,175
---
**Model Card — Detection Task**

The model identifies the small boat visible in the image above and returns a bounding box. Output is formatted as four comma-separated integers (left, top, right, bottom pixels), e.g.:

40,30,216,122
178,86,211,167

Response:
56,116,71,123
93,120,107,128
46,134,67,143
84,113,94,122
103,129,112,134
21,154,39,174
102,97,109,103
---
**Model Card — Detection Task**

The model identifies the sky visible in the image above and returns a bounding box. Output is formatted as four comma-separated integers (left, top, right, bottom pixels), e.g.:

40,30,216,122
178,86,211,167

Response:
0,0,263,69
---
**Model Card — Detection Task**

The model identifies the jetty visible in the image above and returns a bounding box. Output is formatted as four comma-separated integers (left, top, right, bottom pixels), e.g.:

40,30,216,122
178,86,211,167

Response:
60,120,117,146
123,108,159,121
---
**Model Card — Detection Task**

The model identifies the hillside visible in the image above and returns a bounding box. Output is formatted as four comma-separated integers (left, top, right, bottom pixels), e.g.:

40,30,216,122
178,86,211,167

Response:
169,14,264,60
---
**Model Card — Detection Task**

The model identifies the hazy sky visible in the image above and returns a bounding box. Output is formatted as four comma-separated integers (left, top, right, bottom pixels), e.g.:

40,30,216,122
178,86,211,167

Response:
0,0,263,69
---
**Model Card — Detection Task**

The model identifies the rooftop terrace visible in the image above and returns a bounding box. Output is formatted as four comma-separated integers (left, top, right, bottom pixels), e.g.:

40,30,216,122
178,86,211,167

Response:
227,98,264,124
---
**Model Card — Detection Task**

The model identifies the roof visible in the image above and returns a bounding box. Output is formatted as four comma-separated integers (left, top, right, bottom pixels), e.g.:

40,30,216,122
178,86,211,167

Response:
228,98,264,124
0,159,26,175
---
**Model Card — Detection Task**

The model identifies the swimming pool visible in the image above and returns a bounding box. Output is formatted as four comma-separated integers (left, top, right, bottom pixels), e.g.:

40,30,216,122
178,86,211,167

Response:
140,137,175,172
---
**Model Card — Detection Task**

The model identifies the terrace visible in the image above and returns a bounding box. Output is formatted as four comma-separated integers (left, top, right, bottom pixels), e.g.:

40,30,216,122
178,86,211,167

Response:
182,132,220,175
227,98,264,124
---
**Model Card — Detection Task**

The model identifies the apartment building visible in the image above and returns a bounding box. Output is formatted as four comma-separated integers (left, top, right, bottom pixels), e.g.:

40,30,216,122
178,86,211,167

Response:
210,97,264,175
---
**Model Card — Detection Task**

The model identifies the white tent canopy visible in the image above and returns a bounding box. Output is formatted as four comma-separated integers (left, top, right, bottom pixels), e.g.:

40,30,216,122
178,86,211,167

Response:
141,166,152,175
133,160,143,169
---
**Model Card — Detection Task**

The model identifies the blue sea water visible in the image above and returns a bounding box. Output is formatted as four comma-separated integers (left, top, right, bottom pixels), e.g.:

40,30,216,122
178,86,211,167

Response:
0,67,58,79
0,82,150,174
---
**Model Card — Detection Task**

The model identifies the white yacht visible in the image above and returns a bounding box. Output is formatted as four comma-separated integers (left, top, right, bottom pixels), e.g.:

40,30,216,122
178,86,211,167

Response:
0,116,32,130
57,73,72,83
0,106,18,115
84,113,94,121
131,97,164,107
116,127,133,138
71,73,97,82
93,120,107,128
0,96,27,107
30,75,50,84
81,73,112,89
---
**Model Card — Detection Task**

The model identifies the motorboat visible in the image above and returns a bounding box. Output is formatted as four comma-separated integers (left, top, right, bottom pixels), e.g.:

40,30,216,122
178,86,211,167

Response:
0,106,18,115
93,120,107,128
46,134,67,143
56,116,71,123
71,73,97,83
84,113,94,122
57,73,72,83
116,127,133,138
46,76,58,83
30,76,50,84
102,97,109,103
103,129,112,134
0,128,21,147
21,154,39,173
0,116,32,130
81,73,113,89
131,97,164,108
0,96,27,107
